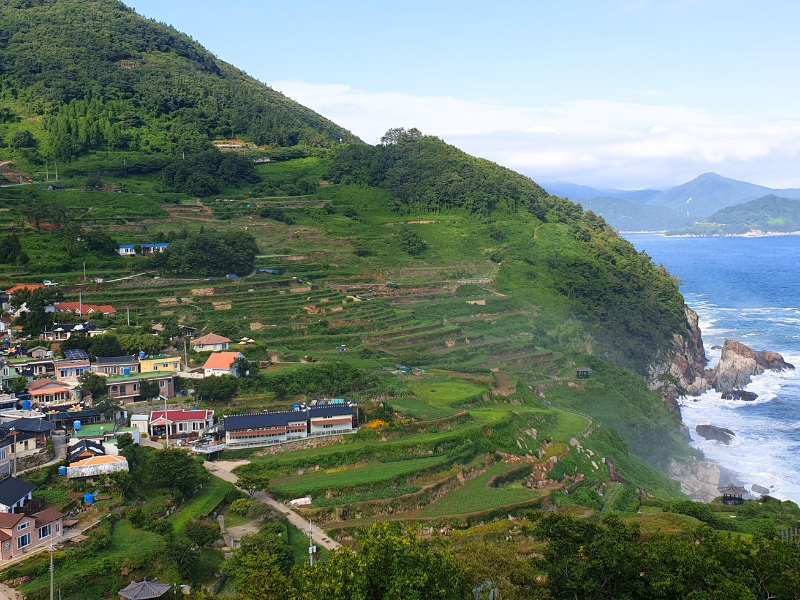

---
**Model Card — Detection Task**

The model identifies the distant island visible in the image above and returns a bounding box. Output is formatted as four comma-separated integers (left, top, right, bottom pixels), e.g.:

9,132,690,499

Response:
666,195,800,237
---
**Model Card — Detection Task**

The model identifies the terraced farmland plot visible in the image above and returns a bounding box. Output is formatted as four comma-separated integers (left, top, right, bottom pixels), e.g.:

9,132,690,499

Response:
268,455,449,497
419,461,543,517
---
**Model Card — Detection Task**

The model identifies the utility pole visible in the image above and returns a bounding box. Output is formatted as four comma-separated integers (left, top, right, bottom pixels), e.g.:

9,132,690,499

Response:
127,307,130,326
164,395,169,448
183,339,188,372
308,520,315,567
49,539,54,600
9,428,17,476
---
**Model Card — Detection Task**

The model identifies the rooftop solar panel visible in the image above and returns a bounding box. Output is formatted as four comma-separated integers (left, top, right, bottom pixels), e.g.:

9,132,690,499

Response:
64,349,89,360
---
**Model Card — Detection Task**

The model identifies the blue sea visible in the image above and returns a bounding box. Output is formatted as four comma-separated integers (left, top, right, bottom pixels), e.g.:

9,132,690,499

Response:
623,234,800,502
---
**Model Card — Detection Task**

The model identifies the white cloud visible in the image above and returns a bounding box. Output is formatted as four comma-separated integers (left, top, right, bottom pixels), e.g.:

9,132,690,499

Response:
272,80,800,189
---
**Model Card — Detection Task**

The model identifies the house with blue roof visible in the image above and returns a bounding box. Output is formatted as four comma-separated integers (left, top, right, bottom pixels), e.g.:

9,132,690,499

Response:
118,245,136,257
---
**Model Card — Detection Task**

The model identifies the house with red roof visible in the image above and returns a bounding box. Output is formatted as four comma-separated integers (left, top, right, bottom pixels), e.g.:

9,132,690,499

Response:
203,352,243,377
4,284,44,297
149,409,214,439
54,302,116,317
191,333,231,352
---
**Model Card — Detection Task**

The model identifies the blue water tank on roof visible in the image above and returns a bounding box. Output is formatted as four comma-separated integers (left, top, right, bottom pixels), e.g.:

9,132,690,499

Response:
21,400,31,411
138,351,146,360
123,367,130,376
84,494,94,505
74,421,82,431
58,466,67,476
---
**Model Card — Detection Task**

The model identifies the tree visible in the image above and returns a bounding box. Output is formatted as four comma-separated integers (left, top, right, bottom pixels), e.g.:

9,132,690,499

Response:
93,395,121,420
108,470,134,497
149,448,208,500
85,230,117,255
90,334,122,359
398,227,425,255
230,498,252,516
237,473,269,497
138,379,160,402
12,377,27,395
185,519,219,549
194,375,238,402
233,355,254,378
166,536,199,580
78,371,107,399
292,521,470,600
11,287,64,335
226,525,295,594
12,130,35,150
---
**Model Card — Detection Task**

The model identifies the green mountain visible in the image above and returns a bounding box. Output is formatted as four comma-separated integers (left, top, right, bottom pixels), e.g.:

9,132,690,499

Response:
667,194,800,236
0,0,358,161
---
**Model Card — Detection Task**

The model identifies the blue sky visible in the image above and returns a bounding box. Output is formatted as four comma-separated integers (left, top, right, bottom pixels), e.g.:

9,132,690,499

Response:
130,0,800,189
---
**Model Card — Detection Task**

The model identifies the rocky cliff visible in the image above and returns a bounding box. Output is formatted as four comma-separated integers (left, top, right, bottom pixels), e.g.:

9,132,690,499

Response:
648,306,709,395
707,339,795,393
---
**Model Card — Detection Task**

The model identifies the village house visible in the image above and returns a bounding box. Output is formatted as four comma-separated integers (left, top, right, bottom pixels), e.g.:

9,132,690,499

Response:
41,323,105,343
0,477,36,513
8,357,55,377
223,404,358,449
54,358,91,382
138,355,181,373
0,419,55,448
0,362,22,390
27,347,51,360
27,379,77,407
105,372,175,403
0,496,63,560
190,333,231,352
118,245,136,257
148,409,214,440
203,352,243,377
44,406,102,430
90,355,139,376
140,243,169,256
54,302,117,318
66,440,128,480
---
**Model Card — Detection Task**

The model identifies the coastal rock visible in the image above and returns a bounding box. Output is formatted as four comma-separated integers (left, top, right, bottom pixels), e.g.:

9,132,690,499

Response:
648,306,709,395
721,390,759,402
707,339,794,393
695,424,735,444
669,458,721,503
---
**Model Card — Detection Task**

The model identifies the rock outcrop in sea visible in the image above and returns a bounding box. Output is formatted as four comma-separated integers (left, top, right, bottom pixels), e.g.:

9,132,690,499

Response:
707,339,795,393
695,424,735,444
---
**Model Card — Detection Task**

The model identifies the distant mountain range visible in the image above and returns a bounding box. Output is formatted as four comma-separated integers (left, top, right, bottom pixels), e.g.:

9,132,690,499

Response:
543,173,800,232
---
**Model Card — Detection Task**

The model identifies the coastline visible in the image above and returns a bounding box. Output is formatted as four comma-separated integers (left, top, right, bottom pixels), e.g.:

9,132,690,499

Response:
665,230,800,238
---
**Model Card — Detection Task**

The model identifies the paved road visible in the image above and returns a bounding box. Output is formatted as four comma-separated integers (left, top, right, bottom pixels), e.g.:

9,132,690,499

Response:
204,462,341,552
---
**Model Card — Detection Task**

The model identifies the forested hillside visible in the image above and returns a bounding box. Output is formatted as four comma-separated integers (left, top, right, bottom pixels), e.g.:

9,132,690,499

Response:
668,194,800,236
0,0,358,161
329,131,688,374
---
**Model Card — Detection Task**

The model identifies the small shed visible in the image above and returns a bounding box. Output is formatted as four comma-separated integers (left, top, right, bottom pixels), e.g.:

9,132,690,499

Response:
574,367,591,380
118,580,172,600
718,484,747,505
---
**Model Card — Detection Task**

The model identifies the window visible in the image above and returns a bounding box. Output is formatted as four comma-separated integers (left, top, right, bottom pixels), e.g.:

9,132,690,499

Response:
17,522,29,531
159,380,166,388
17,534,30,549
111,386,118,393
132,384,138,392
0,450,5,461
38,524,50,539
56,522,60,533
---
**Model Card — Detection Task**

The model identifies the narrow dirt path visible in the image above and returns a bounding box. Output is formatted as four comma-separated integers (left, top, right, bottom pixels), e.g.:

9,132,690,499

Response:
204,461,341,552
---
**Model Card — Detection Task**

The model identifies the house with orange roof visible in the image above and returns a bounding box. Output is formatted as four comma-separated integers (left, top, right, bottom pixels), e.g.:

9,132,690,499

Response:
203,352,243,377
4,284,44,297
191,333,231,352
27,379,77,407
66,454,128,479
54,302,116,317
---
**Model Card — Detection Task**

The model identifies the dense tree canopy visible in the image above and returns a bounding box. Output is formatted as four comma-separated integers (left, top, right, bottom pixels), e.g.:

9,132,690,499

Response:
150,230,258,276
0,0,359,162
